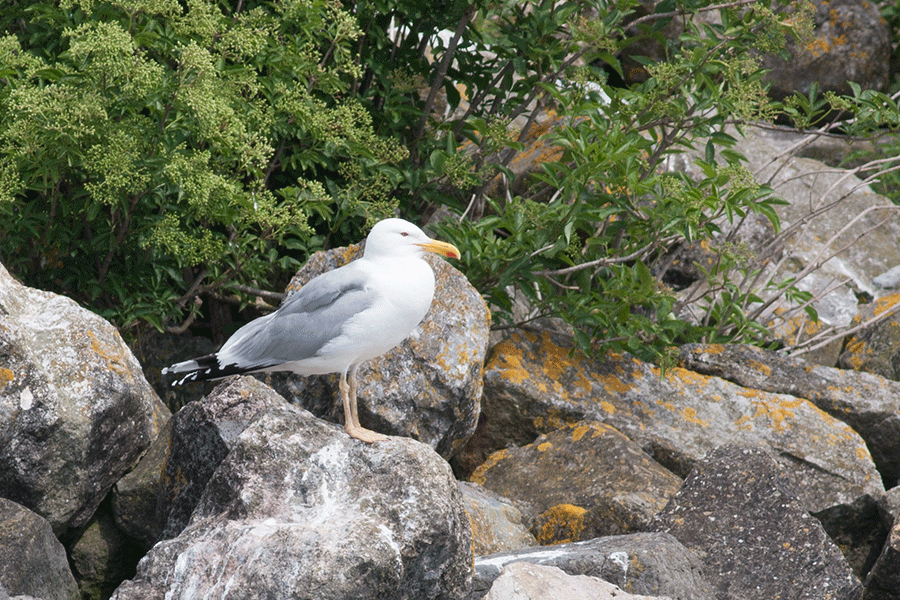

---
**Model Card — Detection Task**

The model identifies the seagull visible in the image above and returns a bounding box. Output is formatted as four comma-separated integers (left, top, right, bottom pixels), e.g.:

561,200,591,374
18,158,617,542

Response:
162,218,461,443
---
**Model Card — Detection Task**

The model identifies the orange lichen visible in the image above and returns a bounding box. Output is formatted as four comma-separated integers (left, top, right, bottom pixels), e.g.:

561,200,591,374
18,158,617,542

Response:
469,449,510,486
596,373,634,394
0,368,13,387
532,504,587,545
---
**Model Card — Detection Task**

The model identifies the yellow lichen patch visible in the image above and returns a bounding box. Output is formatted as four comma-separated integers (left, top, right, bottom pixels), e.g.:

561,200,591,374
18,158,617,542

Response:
596,372,634,395
856,445,872,462
0,367,13,388
874,292,900,317
668,367,710,389
469,449,510,486
571,423,592,442
537,442,553,452
539,332,579,382
747,360,772,377
487,343,531,386
532,504,587,545
600,400,616,415
680,407,710,428
87,330,131,380
745,396,804,433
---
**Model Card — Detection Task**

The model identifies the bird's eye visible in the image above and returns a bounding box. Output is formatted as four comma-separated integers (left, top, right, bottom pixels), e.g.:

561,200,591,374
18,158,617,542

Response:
400,231,409,237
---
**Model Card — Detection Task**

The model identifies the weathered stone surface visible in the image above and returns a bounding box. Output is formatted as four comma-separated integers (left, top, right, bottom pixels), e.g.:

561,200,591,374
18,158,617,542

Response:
483,561,670,600
653,445,862,600
681,343,900,487
477,330,883,517
760,0,890,99
253,243,490,459
0,498,78,600
113,376,286,546
670,126,900,358
460,482,536,556
474,532,712,600
840,292,900,382
111,389,472,600
866,519,900,600
69,503,144,600
0,263,170,536
470,421,681,543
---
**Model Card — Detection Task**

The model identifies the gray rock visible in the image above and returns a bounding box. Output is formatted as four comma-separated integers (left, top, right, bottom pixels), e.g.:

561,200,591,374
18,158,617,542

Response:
873,265,900,290
653,445,862,600
839,293,900,382
0,498,78,600
760,0,890,99
460,481,537,556
474,532,712,600
113,376,287,545
0,263,170,537
260,245,489,459
484,561,670,600
680,343,900,487
111,384,472,600
470,421,681,544
69,504,143,600
476,330,883,518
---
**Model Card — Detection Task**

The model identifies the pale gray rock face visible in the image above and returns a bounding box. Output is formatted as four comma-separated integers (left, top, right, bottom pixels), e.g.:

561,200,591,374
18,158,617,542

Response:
112,378,472,600
0,263,169,537
484,561,671,600
473,532,712,600
0,498,79,600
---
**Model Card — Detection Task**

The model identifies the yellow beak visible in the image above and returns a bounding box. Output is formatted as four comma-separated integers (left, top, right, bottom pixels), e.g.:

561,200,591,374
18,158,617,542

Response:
418,239,461,259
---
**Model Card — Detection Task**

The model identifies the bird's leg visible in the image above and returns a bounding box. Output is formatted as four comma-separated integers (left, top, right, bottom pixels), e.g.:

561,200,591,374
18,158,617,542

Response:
340,366,386,443
347,363,361,429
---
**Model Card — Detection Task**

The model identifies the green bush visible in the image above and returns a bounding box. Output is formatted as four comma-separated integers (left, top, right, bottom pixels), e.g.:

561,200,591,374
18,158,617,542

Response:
2,0,899,361
0,0,403,332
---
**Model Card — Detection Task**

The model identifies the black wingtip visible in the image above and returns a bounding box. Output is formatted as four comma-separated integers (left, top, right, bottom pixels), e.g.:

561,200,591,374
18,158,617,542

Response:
164,354,276,386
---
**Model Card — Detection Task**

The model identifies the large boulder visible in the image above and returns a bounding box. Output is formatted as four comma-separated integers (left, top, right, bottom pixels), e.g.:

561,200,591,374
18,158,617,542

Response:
483,561,669,600
0,498,78,600
653,445,862,600
112,378,472,600
470,420,681,543
474,532,712,600
473,330,883,518
681,343,900,487
0,263,169,537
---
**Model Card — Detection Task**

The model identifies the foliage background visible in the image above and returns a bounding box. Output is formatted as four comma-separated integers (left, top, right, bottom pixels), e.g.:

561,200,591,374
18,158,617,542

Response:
1,0,899,361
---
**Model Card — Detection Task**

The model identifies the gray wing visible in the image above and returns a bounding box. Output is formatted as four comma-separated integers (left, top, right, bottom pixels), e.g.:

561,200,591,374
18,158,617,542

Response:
216,264,376,369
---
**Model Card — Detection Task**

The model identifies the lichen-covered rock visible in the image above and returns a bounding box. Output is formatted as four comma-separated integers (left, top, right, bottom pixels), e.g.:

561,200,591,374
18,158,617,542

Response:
470,421,681,544
0,498,78,600
839,292,900,382
760,0,890,99
475,330,883,519
654,445,862,600
0,263,169,536
474,532,712,600
459,482,536,556
111,386,472,600
252,244,490,459
681,343,900,487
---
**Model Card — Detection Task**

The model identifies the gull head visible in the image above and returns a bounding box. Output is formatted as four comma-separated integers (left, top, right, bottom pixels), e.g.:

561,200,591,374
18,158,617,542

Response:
363,218,460,260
